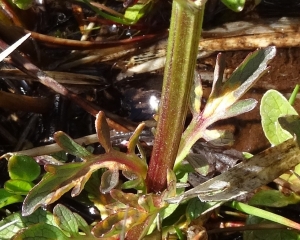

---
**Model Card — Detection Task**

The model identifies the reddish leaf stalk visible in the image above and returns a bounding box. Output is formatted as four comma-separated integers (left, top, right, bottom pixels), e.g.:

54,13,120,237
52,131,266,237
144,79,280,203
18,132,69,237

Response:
146,1,205,193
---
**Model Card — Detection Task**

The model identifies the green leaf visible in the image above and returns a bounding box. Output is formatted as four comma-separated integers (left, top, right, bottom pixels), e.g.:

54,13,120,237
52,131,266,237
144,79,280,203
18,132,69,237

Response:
185,153,210,176
73,213,91,236
0,209,55,240
186,198,216,221
244,215,300,240
12,0,33,10
221,98,257,120
278,115,300,145
124,2,152,23
22,150,147,216
0,188,23,208
54,131,93,159
203,47,276,120
221,0,245,12
249,190,300,207
8,155,40,181
4,179,34,195
53,204,79,237
260,90,298,145
13,222,68,240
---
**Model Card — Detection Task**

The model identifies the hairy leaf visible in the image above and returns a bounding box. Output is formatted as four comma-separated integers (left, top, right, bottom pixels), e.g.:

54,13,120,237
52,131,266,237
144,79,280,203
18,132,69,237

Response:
8,155,40,182
260,90,298,145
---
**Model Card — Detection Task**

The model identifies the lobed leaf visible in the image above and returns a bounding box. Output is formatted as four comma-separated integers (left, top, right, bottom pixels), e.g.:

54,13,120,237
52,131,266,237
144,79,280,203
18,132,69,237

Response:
92,208,148,237
22,150,147,216
203,47,276,119
260,90,298,145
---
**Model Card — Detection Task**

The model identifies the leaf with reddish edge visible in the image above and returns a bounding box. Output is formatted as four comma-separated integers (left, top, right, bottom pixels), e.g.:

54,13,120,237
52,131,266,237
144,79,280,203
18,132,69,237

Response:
203,47,276,119
95,112,112,153
92,208,148,238
175,47,276,170
22,150,147,216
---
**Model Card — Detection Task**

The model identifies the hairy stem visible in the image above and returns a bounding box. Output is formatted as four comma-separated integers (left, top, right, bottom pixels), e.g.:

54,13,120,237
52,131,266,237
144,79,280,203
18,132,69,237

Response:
146,0,205,192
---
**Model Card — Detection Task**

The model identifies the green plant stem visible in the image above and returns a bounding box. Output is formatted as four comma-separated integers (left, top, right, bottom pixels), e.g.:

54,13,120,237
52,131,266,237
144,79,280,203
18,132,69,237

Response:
289,84,299,105
146,0,205,193
226,201,300,231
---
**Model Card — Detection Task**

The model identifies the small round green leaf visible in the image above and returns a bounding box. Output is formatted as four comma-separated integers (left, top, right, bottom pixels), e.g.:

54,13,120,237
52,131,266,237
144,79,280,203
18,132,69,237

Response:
8,155,41,181
221,0,245,12
260,90,298,145
0,188,23,208
4,179,34,195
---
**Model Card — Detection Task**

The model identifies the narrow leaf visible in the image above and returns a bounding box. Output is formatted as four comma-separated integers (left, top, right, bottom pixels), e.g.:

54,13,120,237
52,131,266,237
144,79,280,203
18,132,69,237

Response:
249,190,300,207
0,33,31,62
127,123,145,154
220,98,258,120
190,71,203,115
95,112,112,153
244,216,300,240
54,131,93,159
